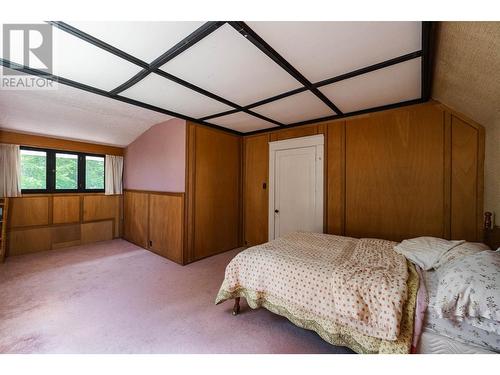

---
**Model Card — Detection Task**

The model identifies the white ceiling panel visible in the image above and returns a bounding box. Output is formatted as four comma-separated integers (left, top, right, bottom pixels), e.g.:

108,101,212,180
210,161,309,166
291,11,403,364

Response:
208,112,278,133
120,73,233,118
252,91,335,124
319,58,422,113
0,68,171,146
50,26,142,91
247,21,422,83
69,21,205,63
160,23,302,106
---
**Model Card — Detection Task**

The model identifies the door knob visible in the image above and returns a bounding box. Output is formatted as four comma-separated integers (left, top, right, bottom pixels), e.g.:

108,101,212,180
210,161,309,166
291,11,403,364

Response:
274,209,279,213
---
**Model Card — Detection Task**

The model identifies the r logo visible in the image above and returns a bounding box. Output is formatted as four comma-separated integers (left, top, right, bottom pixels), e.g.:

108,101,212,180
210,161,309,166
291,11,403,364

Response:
3,24,53,74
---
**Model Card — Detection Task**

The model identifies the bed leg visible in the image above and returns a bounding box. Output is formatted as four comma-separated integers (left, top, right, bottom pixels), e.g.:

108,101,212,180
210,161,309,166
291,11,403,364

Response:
232,297,241,316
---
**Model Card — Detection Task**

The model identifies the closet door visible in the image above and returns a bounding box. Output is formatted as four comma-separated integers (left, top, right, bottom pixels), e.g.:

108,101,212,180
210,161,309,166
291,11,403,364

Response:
268,135,324,240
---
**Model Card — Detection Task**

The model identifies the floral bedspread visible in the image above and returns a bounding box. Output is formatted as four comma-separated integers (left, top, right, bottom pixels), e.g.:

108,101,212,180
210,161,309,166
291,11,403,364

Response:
215,232,418,354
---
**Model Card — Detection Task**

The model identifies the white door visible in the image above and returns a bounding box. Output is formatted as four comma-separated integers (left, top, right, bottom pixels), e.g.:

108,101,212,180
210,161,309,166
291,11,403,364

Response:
269,135,324,240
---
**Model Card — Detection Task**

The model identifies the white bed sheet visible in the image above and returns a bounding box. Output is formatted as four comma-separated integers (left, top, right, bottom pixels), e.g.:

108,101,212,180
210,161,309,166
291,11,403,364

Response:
422,270,500,353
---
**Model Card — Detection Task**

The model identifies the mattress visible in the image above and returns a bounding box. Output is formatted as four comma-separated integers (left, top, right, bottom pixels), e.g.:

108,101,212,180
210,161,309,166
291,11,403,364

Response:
422,270,500,353
418,331,496,354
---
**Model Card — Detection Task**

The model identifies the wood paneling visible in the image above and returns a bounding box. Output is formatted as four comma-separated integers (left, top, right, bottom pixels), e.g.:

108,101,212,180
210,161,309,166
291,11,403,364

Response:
451,116,479,241
149,194,184,264
326,120,346,235
123,191,149,248
83,195,121,236
270,125,318,141
9,227,52,255
51,224,81,245
7,193,122,255
186,123,241,261
53,196,80,224
81,220,114,243
345,105,446,241
9,196,49,227
242,102,484,245
0,130,123,155
83,195,119,221
243,134,269,246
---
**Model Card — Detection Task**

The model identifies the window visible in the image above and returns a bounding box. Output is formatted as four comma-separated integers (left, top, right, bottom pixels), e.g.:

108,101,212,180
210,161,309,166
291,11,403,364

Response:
20,149,47,190
20,147,105,193
85,155,105,190
56,153,78,190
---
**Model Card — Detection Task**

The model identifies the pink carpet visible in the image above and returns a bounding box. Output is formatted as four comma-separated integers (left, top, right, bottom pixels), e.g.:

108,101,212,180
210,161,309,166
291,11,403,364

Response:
0,239,353,354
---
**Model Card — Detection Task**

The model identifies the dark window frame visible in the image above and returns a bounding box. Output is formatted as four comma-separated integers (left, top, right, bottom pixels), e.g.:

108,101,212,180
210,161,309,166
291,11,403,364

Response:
20,146,105,194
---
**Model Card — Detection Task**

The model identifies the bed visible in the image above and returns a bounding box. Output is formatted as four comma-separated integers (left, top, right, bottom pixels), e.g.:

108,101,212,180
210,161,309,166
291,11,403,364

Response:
216,232,419,353
215,230,500,354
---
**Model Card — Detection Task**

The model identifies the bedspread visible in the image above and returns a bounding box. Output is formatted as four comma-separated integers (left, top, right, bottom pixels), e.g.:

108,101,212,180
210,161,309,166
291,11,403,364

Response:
215,232,418,354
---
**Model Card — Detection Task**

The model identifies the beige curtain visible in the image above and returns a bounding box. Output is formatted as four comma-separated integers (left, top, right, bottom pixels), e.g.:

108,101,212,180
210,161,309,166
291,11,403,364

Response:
0,143,21,197
105,155,123,195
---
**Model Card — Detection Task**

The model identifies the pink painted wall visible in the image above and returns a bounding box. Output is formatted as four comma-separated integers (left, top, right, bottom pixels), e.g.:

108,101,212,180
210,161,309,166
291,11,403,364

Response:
124,118,186,192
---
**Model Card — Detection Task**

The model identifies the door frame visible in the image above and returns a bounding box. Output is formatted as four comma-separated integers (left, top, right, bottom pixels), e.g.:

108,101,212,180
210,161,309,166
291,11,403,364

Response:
268,134,324,240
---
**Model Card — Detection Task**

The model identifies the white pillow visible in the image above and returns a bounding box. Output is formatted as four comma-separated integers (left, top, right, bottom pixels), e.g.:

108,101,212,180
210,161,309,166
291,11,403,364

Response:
393,237,464,270
434,241,490,269
433,250,500,333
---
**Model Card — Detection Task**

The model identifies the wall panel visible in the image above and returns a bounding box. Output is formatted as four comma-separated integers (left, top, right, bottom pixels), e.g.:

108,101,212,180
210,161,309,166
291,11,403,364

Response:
81,220,114,244
345,105,445,241
149,194,184,264
7,194,122,256
242,102,485,244
123,191,149,248
243,134,269,246
9,227,52,255
326,120,345,235
83,195,121,236
270,125,318,142
53,196,80,224
451,116,479,241
0,130,123,155
186,123,241,262
10,197,50,227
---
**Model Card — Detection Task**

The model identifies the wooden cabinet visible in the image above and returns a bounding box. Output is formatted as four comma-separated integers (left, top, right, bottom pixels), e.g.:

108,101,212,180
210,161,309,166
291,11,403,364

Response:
243,134,269,246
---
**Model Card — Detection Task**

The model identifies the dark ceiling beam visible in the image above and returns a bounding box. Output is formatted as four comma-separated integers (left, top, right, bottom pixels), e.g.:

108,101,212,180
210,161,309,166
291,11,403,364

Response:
43,20,432,135
200,50,423,121
48,21,149,69
149,21,226,69
313,50,423,88
228,21,343,115
244,98,426,136
111,21,226,95
421,21,434,101
48,20,284,127
0,58,244,136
